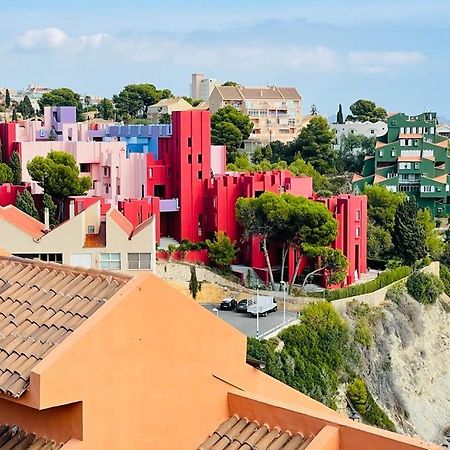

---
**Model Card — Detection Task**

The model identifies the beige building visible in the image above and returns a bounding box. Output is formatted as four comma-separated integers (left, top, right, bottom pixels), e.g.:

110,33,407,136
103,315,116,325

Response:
209,85,302,150
0,201,156,274
147,97,193,122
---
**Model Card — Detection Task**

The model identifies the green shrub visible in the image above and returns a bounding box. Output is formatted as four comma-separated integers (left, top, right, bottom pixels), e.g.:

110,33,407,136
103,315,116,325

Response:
439,264,450,297
347,377,396,431
354,319,373,347
406,271,443,304
385,281,406,304
309,266,411,301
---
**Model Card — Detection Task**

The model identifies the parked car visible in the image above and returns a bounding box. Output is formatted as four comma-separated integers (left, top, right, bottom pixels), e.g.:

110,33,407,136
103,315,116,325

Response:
247,296,277,317
219,298,237,310
236,299,251,313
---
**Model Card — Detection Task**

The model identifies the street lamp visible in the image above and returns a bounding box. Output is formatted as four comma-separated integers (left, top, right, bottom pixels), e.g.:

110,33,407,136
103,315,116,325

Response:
280,281,287,326
256,282,260,339
212,307,219,317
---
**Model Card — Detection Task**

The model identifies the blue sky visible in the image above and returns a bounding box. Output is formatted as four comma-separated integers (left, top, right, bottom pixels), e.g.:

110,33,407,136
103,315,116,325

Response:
1,0,450,119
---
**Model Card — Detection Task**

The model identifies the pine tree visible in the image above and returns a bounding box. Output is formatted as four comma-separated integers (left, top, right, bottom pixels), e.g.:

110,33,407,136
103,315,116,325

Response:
189,266,199,300
393,197,426,265
42,193,57,227
9,151,21,185
15,190,39,219
5,89,10,108
11,109,17,122
337,104,344,124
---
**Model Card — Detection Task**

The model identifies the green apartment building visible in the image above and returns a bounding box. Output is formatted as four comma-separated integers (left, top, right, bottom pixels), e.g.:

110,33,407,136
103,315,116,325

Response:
353,112,450,217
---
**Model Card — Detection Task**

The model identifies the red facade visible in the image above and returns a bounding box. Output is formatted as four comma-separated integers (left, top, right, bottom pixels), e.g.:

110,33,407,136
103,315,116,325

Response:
0,123,17,163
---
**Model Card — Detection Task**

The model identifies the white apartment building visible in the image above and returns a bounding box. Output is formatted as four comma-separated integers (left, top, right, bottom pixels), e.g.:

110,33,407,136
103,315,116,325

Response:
209,85,302,150
330,120,387,147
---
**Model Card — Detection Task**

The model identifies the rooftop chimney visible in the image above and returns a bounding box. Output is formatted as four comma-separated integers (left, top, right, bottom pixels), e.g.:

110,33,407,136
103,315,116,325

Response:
44,207,50,231
69,200,75,219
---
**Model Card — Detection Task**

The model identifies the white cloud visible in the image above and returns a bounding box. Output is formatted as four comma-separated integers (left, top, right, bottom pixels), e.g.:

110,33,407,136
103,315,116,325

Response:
347,51,425,73
78,33,110,49
16,28,68,50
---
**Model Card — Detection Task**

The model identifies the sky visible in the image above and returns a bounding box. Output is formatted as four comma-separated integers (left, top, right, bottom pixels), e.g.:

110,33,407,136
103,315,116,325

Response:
1,0,450,119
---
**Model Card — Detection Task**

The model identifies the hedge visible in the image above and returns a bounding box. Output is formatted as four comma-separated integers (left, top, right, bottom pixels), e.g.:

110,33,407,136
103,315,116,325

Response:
308,266,412,301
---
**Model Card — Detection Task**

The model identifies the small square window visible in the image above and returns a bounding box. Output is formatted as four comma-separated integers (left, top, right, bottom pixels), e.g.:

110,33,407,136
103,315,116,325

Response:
87,225,95,234
198,154,202,163
356,227,360,237
197,171,202,179
188,154,192,164
187,137,192,147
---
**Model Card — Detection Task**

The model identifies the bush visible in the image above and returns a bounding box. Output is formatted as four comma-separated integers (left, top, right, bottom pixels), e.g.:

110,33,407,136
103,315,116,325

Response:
205,231,237,269
354,319,373,347
440,264,450,297
309,266,411,301
385,281,406,304
406,271,443,304
347,377,396,431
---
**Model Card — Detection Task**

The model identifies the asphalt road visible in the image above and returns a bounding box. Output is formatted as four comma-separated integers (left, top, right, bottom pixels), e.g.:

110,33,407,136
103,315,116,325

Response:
202,304,297,338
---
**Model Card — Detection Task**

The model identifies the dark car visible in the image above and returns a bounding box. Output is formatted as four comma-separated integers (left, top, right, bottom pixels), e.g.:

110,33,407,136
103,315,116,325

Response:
219,298,237,310
236,299,251,313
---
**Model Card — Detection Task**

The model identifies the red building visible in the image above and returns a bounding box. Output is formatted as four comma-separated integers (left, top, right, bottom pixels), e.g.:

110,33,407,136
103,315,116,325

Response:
0,122,17,163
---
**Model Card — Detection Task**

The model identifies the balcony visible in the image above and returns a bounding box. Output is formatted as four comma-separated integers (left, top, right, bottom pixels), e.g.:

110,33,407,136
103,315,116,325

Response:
160,198,180,212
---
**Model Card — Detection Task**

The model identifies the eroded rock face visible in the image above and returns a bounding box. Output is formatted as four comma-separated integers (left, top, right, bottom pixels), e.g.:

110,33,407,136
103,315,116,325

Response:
347,294,450,443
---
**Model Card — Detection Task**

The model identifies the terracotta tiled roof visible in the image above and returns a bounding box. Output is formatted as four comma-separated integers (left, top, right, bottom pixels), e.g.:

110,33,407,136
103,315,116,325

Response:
373,174,387,183
0,255,130,397
0,206,45,240
197,415,313,450
433,174,447,183
399,133,422,139
84,222,106,248
435,140,448,148
397,156,421,161
352,173,363,181
108,209,133,237
0,424,64,449
375,141,387,149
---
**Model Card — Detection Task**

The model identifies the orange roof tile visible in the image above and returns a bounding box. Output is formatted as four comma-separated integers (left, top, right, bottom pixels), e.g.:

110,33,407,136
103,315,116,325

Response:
373,174,386,183
0,255,129,397
108,209,133,237
0,206,45,239
397,156,421,161
435,140,448,148
197,415,313,450
375,141,387,149
0,424,64,449
399,133,422,139
352,173,363,182
433,174,447,183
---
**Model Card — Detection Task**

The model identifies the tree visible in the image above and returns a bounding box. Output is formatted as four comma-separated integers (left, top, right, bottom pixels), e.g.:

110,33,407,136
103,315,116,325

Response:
417,208,444,260
42,193,57,227
15,190,38,219
288,157,330,191
0,163,13,184
38,88,84,121
27,151,91,222
406,271,443,304
159,113,171,124
18,95,34,119
393,197,426,265
189,266,200,299
347,99,387,123
211,106,253,163
8,151,21,185
336,104,344,124
97,98,115,120
5,89,11,108
284,195,338,288
12,109,18,122
367,223,393,260
112,84,173,120
206,231,237,270
182,96,202,107
293,116,336,174
222,81,239,86
363,184,404,232
338,134,375,173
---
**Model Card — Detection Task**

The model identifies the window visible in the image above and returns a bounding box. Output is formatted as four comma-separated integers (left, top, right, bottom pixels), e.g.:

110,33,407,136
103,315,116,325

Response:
187,137,192,147
391,149,396,157
103,166,110,177
128,253,152,270
100,253,121,270
370,129,375,134
399,162,411,170
414,163,419,170
188,154,192,164
80,163,91,173
356,227,360,237
87,225,95,234
379,150,383,157
197,171,203,179
421,185,434,193
148,168,153,178
356,210,361,221
14,253,63,264
197,154,202,163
